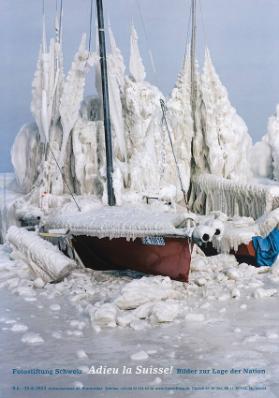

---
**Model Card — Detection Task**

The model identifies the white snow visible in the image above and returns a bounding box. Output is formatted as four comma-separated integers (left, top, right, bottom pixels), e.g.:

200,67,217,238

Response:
45,205,193,239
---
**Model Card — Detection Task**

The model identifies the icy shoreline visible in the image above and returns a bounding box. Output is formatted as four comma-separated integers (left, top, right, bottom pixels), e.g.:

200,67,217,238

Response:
0,244,279,397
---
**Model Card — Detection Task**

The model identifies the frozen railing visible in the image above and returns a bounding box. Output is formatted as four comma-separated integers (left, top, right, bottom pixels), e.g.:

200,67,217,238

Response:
191,174,279,219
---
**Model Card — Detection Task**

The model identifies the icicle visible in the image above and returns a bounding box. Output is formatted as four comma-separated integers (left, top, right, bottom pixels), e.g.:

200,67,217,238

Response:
191,173,277,220
129,24,146,82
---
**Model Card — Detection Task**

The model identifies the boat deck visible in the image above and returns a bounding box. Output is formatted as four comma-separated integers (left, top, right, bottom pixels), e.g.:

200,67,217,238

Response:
45,205,193,240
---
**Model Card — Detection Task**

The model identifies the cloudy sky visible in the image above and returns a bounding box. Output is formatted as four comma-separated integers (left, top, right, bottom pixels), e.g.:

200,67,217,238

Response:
1,0,279,172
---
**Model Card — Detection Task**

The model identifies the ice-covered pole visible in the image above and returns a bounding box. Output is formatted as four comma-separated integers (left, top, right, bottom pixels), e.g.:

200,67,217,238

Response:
96,0,116,206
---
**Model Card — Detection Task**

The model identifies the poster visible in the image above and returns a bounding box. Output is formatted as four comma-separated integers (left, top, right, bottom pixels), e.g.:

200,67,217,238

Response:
0,1,279,397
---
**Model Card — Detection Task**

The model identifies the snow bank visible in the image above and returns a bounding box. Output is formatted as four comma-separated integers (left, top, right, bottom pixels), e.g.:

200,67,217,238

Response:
6,226,77,282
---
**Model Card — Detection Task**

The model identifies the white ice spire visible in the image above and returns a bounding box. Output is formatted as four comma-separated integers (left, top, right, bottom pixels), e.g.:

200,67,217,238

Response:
108,25,125,90
129,23,146,82
107,25,127,161
200,48,252,180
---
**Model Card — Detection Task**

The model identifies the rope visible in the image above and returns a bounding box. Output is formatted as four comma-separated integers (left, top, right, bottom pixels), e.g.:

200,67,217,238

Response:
59,0,63,44
88,0,94,52
134,0,157,75
48,145,81,212
198,0,208,48
184,0,192,58
160,99,189,209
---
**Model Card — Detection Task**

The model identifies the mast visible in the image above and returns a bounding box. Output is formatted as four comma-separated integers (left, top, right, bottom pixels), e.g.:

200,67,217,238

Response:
96,0,116,206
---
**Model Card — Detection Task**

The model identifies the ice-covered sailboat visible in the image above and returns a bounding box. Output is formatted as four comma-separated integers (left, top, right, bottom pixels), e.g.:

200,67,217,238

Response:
8,0,278,281
9,0,212,283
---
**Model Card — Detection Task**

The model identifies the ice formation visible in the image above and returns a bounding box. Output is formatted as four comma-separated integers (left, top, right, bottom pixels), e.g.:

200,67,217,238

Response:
59,34,95,169
252,105,279,181
9,13,278,232
198,49,252,180
45,205,192,240
11,123,42,193
11,17,258,214
166,49,193,198
191,173,279,219
129,24,146,83
1,243,278,334
6,226,77,282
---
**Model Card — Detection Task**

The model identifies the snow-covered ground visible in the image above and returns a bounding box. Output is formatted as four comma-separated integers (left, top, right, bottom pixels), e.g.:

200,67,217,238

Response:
0,243,279,398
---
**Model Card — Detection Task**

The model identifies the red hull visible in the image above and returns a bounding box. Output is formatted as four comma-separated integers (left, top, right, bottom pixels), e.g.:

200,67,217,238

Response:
72,236,192,282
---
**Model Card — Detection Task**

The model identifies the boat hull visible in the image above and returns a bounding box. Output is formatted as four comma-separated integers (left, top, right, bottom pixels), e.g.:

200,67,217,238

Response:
72,236,192,282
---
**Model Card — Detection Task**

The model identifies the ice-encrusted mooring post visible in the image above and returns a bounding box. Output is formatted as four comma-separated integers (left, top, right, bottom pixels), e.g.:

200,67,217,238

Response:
96,0,116,206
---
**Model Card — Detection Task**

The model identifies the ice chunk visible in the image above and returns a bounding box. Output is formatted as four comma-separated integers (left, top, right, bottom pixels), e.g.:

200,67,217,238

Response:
130,351,149,361
11,323,28,333
185,313,205,322
91,304,118,327
50,304,61,311
21,332,44,344
151,302,179,323
76,350,88,359
253,288,277,298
